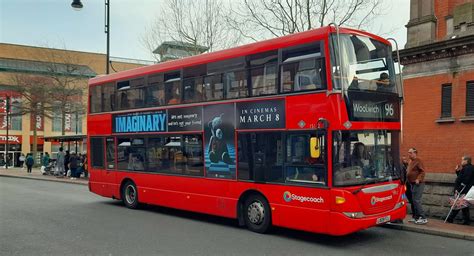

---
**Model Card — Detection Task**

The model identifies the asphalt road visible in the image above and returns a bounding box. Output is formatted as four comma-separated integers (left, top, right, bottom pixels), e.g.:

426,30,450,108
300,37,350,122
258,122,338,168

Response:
1,177,473,256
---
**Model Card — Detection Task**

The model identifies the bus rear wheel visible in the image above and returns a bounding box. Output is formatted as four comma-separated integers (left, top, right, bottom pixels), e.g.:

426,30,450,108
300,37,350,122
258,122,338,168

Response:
243,194,271,233
122,180,139,209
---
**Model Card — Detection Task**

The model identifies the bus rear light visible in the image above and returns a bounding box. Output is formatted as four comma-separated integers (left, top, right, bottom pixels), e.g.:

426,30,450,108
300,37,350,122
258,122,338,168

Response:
343,212,364,218
335,196,346,204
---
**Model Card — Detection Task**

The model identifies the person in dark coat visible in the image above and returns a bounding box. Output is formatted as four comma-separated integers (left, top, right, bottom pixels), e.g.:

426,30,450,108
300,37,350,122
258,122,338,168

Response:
25,153,34,173
69,152,79,180
64,150,70,176
447,155,474,225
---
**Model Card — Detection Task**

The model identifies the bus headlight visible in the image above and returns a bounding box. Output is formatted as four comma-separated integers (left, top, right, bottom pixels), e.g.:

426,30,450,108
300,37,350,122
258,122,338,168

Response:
393,200,405,210
343,212,365,218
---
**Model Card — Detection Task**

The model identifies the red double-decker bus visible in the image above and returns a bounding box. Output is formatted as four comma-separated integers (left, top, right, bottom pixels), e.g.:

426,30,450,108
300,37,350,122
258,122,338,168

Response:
87,26,406,236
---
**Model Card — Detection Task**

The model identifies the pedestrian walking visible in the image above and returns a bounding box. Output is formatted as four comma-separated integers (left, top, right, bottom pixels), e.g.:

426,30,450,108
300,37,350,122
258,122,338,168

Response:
64,150,70,177
69,152,78,180
82,152,88,178
446,155,474,225
406,148,428,225
400,156,416,220
56,147,66,176
25,153,34,173
19,153,25,169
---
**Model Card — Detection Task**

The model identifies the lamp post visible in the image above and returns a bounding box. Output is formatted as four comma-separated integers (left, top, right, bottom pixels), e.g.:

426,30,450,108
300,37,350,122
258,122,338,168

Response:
5,95,9,169
71,0,110,74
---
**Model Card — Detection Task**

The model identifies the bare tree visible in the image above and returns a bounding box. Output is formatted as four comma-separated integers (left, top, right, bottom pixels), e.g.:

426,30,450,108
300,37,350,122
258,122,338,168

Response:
16,48,95,158
142,0,242,61
227,0,385,41
8,74,56,162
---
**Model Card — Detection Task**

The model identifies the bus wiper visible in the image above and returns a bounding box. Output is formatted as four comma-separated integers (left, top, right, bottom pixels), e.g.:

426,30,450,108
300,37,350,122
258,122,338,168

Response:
352,177,376,195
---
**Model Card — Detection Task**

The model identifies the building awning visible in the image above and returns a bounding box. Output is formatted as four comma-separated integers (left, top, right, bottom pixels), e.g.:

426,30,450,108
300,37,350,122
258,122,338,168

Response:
43,135,86,142
0,58,97,78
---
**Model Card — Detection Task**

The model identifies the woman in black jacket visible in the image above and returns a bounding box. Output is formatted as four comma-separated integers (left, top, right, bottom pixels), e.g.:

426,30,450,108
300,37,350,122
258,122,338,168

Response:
447,155,474,225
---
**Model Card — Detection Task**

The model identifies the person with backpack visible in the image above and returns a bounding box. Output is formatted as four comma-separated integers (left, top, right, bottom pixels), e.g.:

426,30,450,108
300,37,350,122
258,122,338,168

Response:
25,153,34,173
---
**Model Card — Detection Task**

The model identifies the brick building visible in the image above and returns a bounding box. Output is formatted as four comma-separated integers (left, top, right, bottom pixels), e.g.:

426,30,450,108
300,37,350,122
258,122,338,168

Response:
400,0,474,174
0,43,151,166
400,0,474,219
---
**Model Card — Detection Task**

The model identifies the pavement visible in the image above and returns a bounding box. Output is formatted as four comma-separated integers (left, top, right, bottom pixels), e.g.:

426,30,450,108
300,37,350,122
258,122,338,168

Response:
1,166,473,241
0,166,88,186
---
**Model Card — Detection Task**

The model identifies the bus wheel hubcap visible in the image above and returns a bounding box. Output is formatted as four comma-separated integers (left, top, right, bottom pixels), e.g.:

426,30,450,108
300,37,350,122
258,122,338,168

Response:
247,201,265,225
126,185,136,204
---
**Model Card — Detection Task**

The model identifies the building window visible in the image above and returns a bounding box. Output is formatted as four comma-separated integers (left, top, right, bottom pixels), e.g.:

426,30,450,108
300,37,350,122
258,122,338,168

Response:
441,84,452,118
10,99,22,130
446,17,453,36
467,82,474,116
70,113,82,133
52,108,62,132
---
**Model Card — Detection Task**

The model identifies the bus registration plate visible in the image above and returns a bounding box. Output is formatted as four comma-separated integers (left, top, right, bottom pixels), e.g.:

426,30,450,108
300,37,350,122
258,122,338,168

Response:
376,216,391,224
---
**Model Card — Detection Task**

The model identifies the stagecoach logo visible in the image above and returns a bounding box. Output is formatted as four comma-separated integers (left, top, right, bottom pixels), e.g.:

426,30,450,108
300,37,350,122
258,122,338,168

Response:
283,191,324,203
370,195,393,205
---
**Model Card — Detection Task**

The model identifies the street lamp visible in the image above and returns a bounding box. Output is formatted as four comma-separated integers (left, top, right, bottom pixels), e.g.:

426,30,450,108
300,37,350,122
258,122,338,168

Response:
5,95,9,169
71,0,110,74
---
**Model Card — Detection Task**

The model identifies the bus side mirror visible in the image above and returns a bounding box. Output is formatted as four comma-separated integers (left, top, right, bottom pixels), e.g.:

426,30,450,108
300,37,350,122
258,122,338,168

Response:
310,137,320,158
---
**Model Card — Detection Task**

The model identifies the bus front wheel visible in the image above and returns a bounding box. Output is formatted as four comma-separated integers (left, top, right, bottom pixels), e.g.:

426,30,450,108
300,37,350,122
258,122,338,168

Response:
243,194,271,233
122,180,139,209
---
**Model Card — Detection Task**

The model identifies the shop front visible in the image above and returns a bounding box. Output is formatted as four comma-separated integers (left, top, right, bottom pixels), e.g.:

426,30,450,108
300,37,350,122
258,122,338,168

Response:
0,135,22,167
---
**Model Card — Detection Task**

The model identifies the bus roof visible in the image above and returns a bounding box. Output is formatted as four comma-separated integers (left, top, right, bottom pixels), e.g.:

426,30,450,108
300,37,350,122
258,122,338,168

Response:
90,26,390,86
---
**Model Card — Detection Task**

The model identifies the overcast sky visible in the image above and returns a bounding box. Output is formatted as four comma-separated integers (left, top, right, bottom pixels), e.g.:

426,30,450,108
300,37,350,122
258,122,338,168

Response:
0,0,410,61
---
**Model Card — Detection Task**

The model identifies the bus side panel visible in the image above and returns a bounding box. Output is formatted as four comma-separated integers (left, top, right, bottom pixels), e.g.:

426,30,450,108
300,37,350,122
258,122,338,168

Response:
115,172,237,218
268,186,331,234
233,183,331,234
88,168,105,197
88,114,112,135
